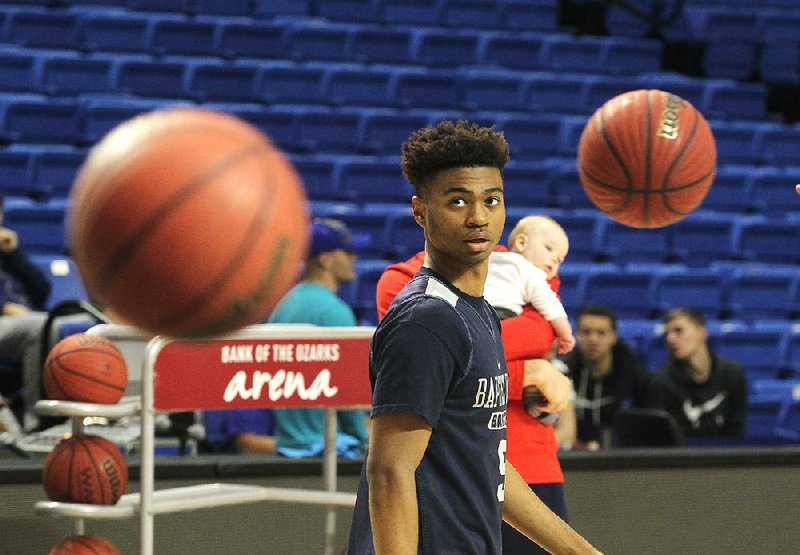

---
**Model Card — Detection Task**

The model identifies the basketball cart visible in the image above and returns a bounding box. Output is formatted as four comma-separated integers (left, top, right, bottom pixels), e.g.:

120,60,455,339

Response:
33,323,374,555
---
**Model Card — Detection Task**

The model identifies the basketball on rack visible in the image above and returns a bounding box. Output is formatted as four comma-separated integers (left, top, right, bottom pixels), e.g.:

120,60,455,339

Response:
577,89,717,228
43,333,127,405
49,535,121,555
68,108,310,338
43,434,128,505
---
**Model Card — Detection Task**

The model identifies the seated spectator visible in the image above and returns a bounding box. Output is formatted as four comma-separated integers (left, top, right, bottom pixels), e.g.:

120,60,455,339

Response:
203,409,276,454
559,304,653,450
0,193,52,431
648,308,747,439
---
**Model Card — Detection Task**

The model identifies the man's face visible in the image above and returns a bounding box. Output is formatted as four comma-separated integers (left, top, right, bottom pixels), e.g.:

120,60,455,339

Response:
414,166,505,267
329,249,357,284
664,315,707,361
577,314,617,362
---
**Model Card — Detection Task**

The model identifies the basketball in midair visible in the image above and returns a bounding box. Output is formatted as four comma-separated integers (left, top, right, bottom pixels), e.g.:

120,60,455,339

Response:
43,333,127,405
68,108,310,338
577,89,716,228
43,434,128,505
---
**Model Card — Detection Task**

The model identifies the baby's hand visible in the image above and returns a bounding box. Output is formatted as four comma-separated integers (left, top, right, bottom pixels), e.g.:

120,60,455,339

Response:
551,316,575,354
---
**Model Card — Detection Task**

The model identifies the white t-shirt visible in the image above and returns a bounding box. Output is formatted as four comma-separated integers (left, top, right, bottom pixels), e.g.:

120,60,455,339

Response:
484,250,567,321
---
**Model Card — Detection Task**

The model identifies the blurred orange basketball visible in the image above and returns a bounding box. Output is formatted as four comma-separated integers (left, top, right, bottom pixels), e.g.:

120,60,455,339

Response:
43,434,128,505
578,89,716,228
49,535,121,555
69,108,309,338
44,333,127,405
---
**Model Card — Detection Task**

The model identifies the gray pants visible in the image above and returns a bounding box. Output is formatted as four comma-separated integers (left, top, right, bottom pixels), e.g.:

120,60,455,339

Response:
0,312,48,431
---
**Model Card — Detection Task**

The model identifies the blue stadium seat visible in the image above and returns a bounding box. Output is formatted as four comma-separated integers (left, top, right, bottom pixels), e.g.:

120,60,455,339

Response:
582,267,655,319
549,161,595,210
497,114,560,159
3,199,66,254
604,0,659,38
702,41,757,81
759,43,800,85
284,22,355,62
256,62,327,105
290,154,342,202
7,11,79,49
758,11,800,43
539,35,606,74
651,268,724,320
78,96,186,144
0,49,38,92
390,68,461,109
149,18,216,56
115,59,187,98
252,0,309,17
347,258,389,325
316,0,379,22
634,72,706,113
78,11,153,54
0,149,33,199
1,98,81,144
358,110,428,155
380,0,443,25
755,124,800,167
749,167,800,216
208,103,298,152
351,27,413,64
708,120,762,165
293,108,362,153
668,212,737,264
334,209,392,259
29,255,88,309
603,37,661,75
700,165,755,213
715,327,787,381
383,209,424,260
784,328,800,376
584,76,640,113
459,72,529,113
501,161,552,208
746,378,794,443
642,325,669,370
556,210,604,263
214,21,287,60
336,157,412,204
687,6,761,42
127,0,191,13
440,0,501,28
616,318,662,360
184,61,259,103
193,0,251,16
527,72,589,114
411,29,480,67
704,81,768,121
602,222,670,263
724,266,798,320
28,146,86,201
325,66,393,108
498,0,558,32
735,218,800,264
555,265,586,315
478,33,544,71
38,54,114,96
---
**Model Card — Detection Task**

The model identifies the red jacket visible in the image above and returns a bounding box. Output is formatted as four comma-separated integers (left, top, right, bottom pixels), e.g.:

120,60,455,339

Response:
375,251,563,484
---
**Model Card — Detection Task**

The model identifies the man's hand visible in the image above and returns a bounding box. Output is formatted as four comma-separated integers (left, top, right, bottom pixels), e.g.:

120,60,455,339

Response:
0,228,19,253
3,302,30,316
522,359,571,413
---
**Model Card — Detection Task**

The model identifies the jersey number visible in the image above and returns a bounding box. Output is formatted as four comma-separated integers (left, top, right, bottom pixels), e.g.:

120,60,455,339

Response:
496,439,507,502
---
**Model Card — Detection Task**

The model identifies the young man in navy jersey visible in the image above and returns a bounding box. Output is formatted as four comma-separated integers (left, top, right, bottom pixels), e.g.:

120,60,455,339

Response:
346,121,601,554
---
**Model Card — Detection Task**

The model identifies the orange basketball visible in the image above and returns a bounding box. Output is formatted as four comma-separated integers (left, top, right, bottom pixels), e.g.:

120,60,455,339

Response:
577,89,716,228
68,108,309,338
49,535,121,555
44,333,127,405
43,434,128,505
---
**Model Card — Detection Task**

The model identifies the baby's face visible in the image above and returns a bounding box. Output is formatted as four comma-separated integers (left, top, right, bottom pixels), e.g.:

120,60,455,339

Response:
516,223,569,279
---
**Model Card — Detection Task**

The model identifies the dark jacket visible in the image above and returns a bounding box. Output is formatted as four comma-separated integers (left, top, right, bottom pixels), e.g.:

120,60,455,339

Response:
0,248,51,311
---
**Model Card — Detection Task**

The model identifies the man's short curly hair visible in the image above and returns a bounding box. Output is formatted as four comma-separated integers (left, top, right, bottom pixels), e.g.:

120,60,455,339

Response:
400,120,510,194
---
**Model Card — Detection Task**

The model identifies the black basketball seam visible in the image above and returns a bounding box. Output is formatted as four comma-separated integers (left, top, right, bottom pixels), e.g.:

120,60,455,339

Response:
582,170,713,195
52,357,126,392
72,536,104,555
643,90,654,226
45,363,68,399
594,103,635,216
44,441,71,500
99,142,269,289
66,440,75,502
82,436,118,504
51,345,127,366
86,435,126,502
76,436,108,504
660,106,702,216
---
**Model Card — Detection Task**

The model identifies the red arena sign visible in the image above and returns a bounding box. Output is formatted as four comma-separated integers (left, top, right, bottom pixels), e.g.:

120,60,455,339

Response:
152,332,373,411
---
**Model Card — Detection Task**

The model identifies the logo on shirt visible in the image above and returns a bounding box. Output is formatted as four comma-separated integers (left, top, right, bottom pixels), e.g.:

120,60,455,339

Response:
683,392,727,429
474,370,508,430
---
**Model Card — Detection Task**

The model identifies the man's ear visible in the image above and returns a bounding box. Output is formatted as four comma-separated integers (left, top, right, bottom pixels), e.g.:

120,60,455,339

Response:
411,196,426,229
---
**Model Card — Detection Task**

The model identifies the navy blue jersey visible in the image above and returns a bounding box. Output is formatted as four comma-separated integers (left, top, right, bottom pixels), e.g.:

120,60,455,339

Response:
347,268,509,555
